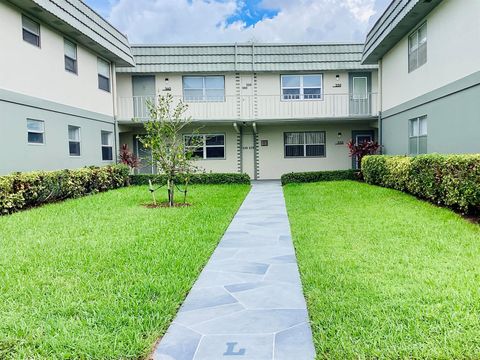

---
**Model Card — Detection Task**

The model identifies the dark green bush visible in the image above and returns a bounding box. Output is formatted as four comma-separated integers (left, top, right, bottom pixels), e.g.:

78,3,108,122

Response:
130,173,251,186
281,170,356,185
363,154,480,214
0,165,129,215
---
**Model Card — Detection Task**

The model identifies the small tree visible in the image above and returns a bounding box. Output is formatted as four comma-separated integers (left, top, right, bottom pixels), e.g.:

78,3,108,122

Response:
347,139,380,170
119,144,140,174
137,94,201,207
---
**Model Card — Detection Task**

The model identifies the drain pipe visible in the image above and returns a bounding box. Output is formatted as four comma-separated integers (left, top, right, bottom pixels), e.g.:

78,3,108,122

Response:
378,59,383,154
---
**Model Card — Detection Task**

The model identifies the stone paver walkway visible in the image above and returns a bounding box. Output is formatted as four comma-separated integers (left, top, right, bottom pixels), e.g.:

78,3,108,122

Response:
153,181,315,360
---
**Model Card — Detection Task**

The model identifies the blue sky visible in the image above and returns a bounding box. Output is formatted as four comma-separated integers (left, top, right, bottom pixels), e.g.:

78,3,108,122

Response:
84,0,391,44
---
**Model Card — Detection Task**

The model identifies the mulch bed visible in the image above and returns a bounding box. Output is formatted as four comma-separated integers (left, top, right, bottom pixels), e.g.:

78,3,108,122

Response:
142,202,191,208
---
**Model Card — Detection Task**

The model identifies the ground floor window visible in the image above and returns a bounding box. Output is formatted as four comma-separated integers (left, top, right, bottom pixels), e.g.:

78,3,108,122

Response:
27,119,45,144
284,131,326,157
68,125,81,156
409,116,427,155
101,131,113,161
184,134,225,159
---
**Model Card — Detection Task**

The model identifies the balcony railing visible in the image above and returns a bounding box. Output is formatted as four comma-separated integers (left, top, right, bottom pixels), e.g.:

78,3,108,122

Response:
117,93,378,121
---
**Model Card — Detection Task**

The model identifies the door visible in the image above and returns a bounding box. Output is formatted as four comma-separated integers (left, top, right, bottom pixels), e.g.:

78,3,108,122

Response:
132,76,156,119
349,73,371,116
134,137,157,174
351,130,374,169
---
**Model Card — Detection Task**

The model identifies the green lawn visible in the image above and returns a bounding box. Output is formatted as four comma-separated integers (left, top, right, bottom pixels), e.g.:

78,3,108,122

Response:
284,181,480,359
0,184,249,359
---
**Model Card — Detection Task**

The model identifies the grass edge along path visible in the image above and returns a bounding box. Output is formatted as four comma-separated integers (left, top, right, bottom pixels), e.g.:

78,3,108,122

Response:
0,184,250,359
284,181,480,359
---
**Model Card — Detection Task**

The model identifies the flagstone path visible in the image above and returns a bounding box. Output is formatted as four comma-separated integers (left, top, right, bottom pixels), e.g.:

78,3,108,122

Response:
152,181,315,360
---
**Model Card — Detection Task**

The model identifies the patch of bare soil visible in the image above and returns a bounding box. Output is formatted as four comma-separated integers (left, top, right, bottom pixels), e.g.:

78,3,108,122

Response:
462,214,480,225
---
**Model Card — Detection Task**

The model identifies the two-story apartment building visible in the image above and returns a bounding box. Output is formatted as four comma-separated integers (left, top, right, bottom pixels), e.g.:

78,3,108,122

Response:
362,0,480,156
0,0,134,174
116,44,379,179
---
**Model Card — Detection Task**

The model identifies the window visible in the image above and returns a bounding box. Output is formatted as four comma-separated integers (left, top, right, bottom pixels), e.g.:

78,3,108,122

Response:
101,131,113,161
409,116,427,155
97,58,110,92
27,119,44,144
22,15,40,47
183,76,225,102
284,132,326,157
64,39,77,74
408,23,427,72
281,75,322,100
184,134,225,159
68,125,81,156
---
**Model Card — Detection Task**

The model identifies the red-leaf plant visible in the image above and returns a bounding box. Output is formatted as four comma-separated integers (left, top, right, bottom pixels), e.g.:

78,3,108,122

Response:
119,144,140,173
347,139,380,170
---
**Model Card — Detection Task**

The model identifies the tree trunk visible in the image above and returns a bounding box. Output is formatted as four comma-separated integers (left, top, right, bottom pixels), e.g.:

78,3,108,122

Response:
167,178,175,207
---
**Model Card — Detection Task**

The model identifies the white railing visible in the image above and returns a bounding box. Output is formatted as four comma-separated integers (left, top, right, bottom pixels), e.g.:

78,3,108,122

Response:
117,93,378,121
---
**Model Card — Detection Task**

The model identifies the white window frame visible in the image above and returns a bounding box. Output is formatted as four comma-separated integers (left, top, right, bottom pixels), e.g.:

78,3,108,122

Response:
22,15,40,47
409,116,427,155
68,125,81,157
408,22,427,72
64,38,78,74
284,131,326,158
281,74,323,101
184,134,226,160
97,58,111,92
27,119,45,145
182,76,225,102
101,131,113,161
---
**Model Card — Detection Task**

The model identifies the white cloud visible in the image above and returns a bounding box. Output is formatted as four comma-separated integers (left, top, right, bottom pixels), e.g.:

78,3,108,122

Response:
107,0,381,44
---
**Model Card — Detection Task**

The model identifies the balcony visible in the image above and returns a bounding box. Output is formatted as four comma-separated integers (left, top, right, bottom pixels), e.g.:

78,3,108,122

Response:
116,93,378,122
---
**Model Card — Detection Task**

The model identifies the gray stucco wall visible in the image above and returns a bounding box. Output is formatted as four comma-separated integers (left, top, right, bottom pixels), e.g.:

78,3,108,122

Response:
0,89,115,174
382,76,480,155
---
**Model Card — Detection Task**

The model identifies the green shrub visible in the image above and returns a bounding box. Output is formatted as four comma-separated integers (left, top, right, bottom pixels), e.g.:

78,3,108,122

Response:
281,170,356,185
130,173,251,186
363,154,480,214
0,165,129,215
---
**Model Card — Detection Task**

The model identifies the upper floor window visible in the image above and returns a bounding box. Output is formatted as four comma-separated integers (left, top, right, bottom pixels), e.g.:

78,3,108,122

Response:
408,23,427,72
183,76,225,102
22,15,40,47
409,116,427,155
101,131,113,161
27,119,45,144
68,125,81,156
97,58,111,92
284,131,325,157
64,39,78,74
184,134,225,159
281,75,322,100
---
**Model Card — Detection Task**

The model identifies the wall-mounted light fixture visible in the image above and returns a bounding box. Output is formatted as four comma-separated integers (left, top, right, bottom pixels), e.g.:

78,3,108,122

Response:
165,78,169,83
337,132,342,138
335,74,340,81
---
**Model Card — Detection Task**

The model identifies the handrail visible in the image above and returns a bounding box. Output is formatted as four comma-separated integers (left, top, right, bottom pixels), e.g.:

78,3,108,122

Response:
117,93,379,121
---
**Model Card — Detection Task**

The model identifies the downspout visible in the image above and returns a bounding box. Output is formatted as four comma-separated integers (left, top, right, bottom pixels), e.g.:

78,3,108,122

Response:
234,43,238,72
378,59,383,153
111,62,119,163
252,122,258,180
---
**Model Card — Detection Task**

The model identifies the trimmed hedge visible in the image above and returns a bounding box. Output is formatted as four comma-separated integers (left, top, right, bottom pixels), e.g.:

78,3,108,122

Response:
0,165,129,215
281,170,356,185
363,154,480,214
130,173,251,186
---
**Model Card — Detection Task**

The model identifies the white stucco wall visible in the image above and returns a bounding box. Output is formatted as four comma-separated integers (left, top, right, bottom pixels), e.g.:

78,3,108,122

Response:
119,125,239,174
0,1,114,116
381,0,480,111
257,122,376,179
116,70,379,121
